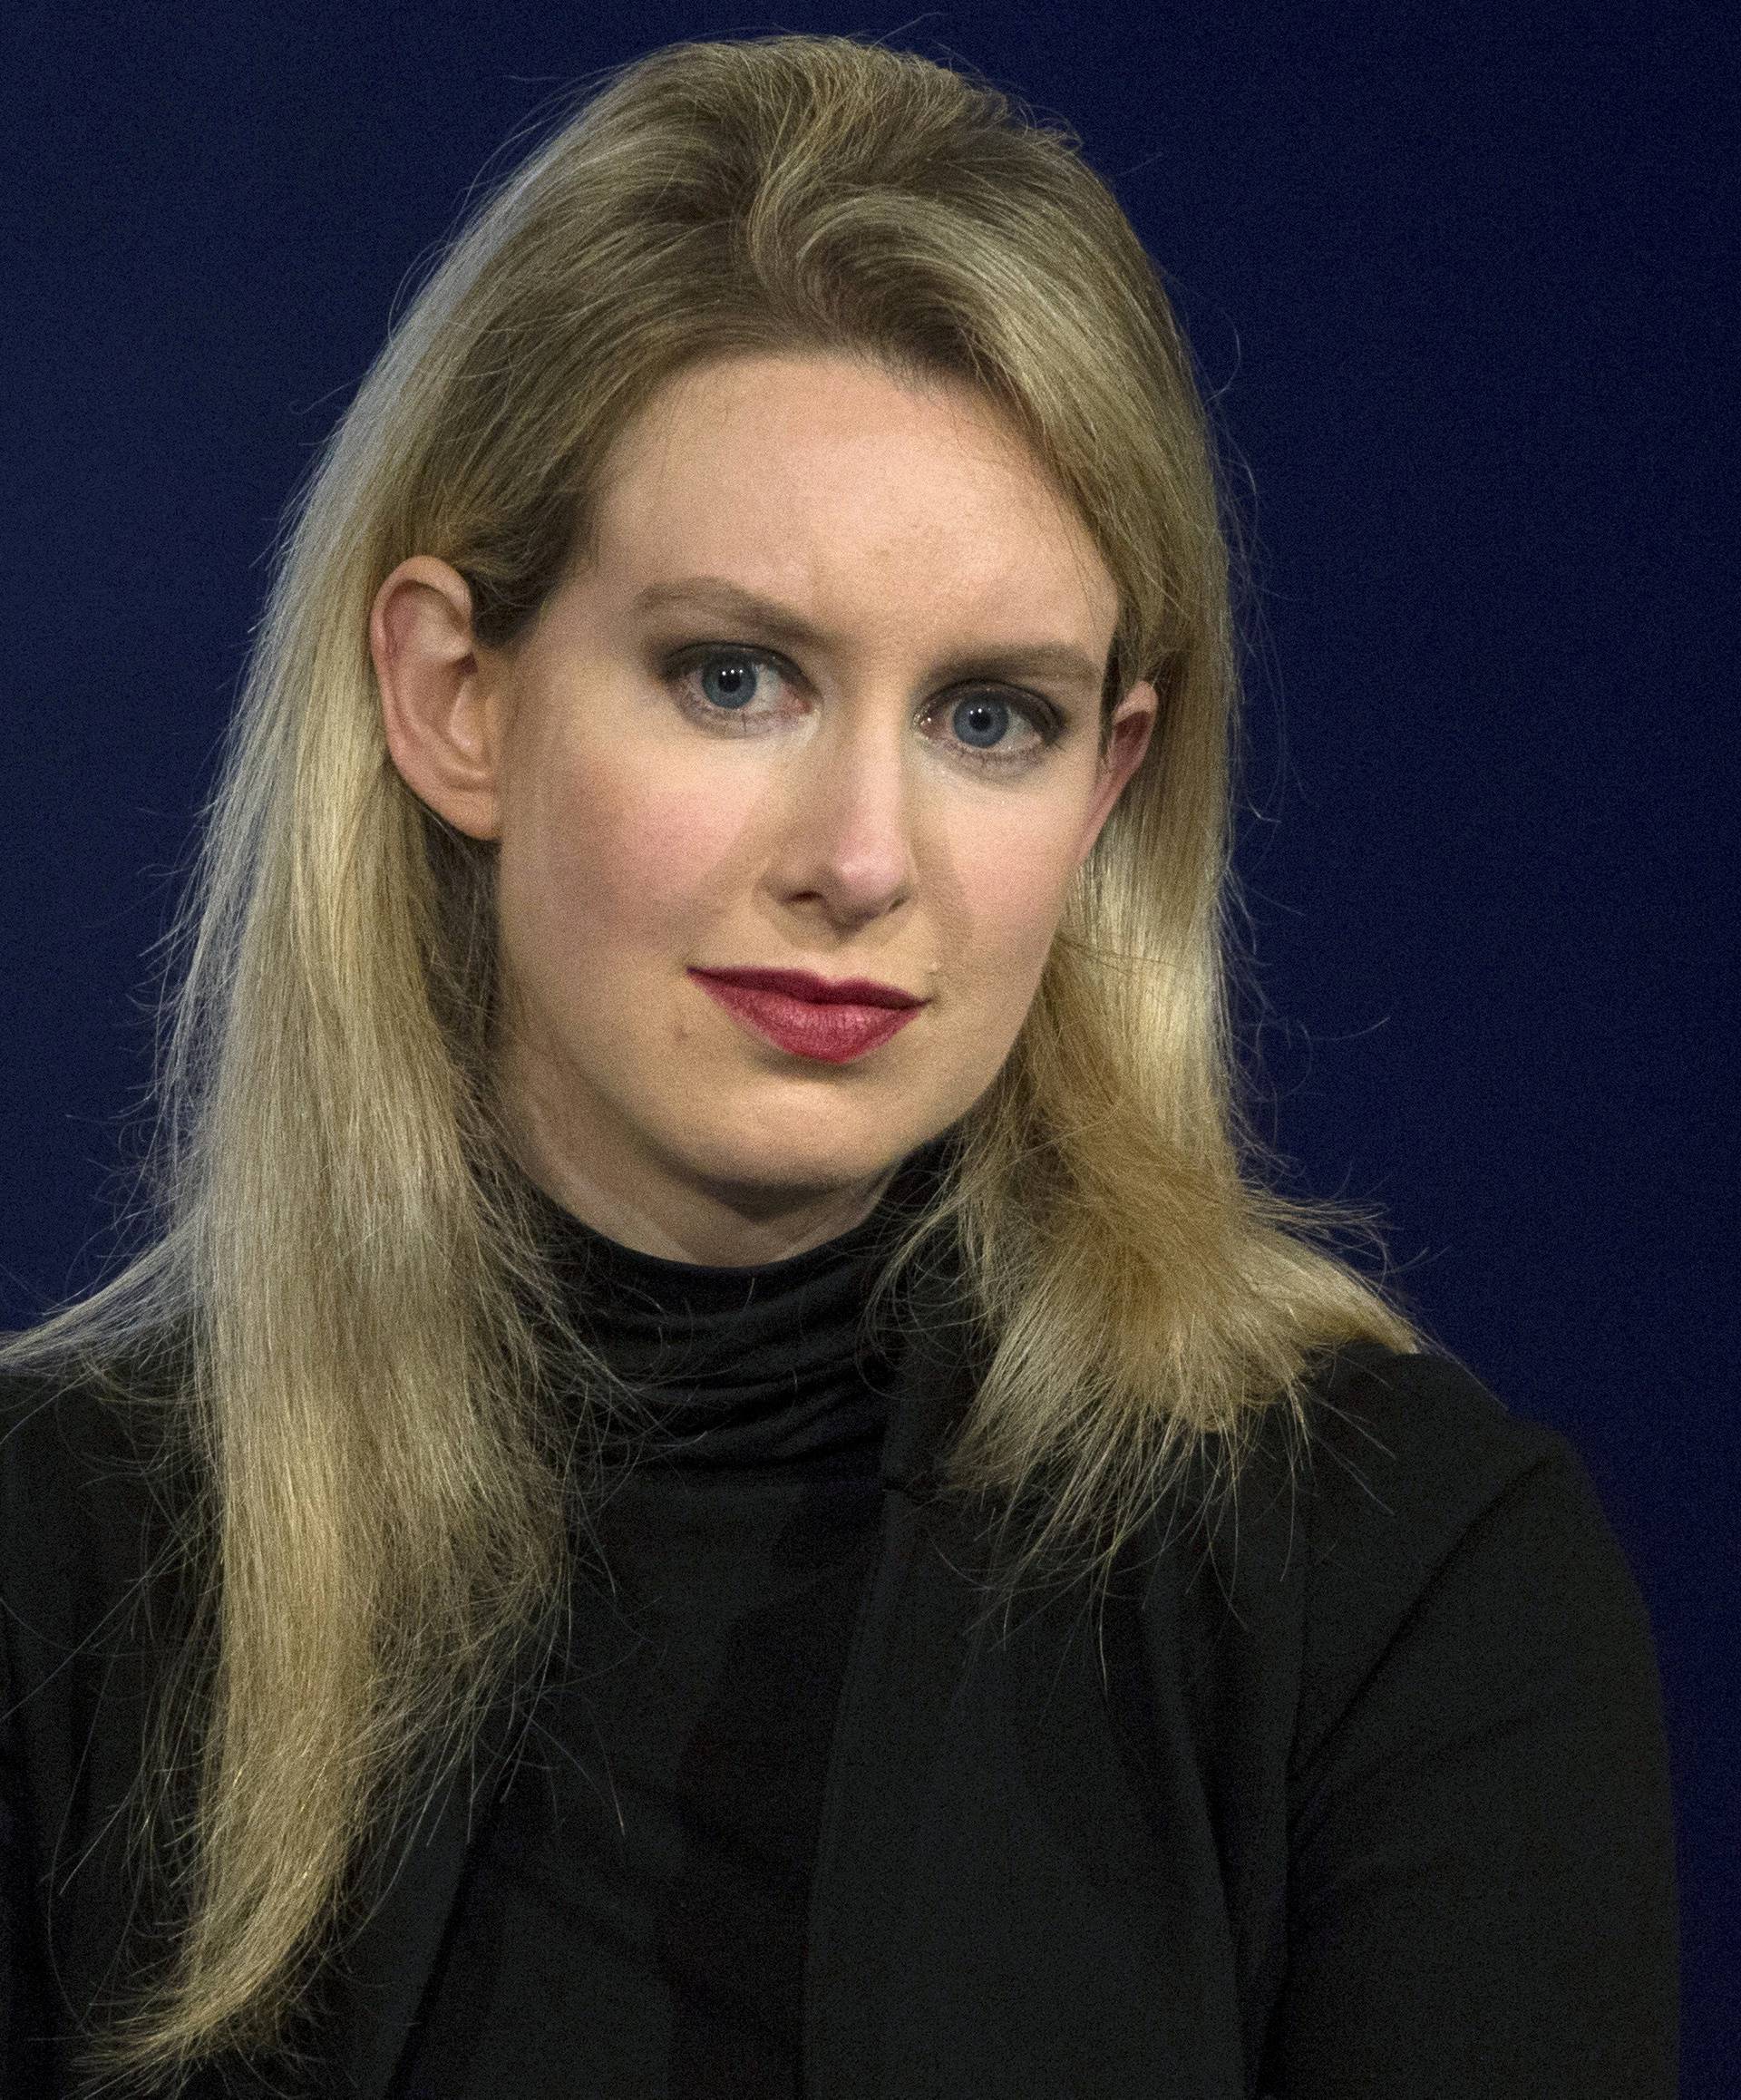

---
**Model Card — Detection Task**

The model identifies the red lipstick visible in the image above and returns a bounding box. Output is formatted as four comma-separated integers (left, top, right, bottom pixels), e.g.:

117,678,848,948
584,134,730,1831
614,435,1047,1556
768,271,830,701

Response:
689,967,927,1065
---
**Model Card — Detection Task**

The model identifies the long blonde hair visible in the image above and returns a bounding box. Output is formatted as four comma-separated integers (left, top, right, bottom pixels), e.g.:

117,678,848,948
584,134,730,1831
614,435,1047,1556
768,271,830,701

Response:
2,32,1429,2095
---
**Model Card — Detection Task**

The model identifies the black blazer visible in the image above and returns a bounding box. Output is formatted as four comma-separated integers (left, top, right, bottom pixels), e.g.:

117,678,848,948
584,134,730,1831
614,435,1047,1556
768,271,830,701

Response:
2,1288,1679,2098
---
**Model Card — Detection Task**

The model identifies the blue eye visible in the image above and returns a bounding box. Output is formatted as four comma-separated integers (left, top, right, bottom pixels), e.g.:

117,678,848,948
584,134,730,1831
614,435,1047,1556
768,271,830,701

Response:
664,644,1061,773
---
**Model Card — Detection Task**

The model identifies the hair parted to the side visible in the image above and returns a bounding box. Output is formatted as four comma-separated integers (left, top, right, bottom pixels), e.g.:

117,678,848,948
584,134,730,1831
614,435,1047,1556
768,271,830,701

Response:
0,30,1433,2095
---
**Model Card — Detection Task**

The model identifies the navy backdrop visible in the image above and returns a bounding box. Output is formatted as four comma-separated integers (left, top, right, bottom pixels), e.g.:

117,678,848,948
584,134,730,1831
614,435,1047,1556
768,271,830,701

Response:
2,2,1732,2088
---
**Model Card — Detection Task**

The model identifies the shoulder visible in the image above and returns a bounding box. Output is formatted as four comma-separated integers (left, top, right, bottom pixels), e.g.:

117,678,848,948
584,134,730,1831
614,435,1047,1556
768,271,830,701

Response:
1,1349,196,1681
1177,1339,1585,1609
1297,1338,1577,1572
1,1351,168,1539
1144,1340,1658,1773
1283,1340,1660,1773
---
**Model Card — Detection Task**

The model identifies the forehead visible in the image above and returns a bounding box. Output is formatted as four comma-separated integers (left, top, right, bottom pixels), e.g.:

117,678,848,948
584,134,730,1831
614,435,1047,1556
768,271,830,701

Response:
587,350,1117,637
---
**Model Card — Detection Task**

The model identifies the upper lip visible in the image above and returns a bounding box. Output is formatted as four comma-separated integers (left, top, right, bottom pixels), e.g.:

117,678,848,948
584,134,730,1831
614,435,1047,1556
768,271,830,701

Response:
691,966,928,1009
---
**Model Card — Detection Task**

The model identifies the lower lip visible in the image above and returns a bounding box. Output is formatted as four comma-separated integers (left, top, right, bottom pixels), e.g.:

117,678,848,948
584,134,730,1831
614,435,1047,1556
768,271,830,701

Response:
690,974,922,1064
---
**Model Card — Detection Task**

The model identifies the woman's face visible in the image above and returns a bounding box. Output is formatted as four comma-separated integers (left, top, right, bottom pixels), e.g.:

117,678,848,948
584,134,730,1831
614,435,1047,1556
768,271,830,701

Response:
373,349,1156,1265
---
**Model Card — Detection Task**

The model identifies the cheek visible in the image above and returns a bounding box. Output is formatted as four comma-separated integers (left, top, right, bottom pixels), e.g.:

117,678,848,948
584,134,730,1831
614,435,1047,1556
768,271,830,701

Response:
962,828,1080,983
499,748,744,983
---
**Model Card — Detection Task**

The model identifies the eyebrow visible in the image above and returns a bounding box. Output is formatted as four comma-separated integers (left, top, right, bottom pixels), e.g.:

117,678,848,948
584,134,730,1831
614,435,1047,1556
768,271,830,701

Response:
629,576,1106,697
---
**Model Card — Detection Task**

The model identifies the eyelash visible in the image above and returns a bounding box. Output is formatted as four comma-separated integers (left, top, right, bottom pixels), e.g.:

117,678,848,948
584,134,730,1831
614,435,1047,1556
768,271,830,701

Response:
660,643,1065,773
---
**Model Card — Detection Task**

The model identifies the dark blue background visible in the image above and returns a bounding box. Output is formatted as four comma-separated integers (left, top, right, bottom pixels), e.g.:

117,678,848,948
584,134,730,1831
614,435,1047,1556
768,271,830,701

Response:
2,3,1732,2086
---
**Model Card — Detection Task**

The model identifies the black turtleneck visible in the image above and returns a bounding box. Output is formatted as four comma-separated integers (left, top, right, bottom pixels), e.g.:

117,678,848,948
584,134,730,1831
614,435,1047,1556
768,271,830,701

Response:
396,1136,957,2099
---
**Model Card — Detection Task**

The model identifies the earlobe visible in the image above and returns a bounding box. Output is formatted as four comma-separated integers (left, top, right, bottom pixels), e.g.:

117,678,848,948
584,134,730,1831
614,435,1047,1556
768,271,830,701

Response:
370,556,508,842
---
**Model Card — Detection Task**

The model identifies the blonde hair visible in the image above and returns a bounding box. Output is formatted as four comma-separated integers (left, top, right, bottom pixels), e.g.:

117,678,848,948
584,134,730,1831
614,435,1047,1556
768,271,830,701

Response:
2,32,1429,2095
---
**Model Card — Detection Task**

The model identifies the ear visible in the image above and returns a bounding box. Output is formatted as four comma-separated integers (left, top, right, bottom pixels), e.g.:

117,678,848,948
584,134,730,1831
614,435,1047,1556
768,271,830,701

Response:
1074,680,1158,866
370,555,510,841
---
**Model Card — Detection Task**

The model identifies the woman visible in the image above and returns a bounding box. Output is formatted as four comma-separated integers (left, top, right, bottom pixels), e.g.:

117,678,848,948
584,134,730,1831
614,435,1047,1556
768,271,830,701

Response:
0,31,1677,2100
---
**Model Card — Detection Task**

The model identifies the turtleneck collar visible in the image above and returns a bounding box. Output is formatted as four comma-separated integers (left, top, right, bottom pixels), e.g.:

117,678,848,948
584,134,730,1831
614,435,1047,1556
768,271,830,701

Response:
512,1134,965,1474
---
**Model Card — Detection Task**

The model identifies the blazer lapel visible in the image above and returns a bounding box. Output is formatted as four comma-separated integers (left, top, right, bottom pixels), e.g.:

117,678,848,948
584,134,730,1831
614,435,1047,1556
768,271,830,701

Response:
801,1246,1239,2098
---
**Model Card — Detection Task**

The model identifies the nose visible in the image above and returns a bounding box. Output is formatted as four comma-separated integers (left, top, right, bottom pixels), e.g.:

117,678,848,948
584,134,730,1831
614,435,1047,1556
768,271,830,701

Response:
772,705,919,923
